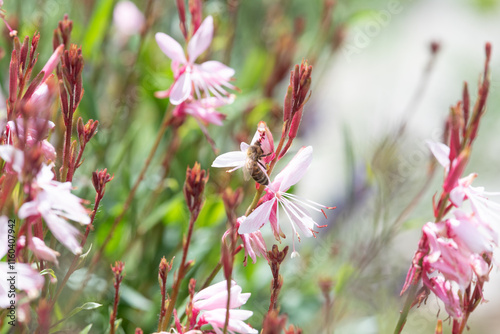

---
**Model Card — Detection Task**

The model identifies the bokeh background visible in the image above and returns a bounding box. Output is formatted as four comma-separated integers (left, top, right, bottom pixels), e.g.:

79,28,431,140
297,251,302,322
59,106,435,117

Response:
1,0,500,333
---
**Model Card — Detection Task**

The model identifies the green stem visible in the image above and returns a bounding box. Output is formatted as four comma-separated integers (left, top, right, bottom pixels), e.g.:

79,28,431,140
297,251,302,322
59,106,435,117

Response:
161,213,197,330
65,109,172,311
394,283,418,334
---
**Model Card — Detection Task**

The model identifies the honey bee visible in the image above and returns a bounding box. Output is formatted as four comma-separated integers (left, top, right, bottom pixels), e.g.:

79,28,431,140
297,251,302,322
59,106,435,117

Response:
244,143,270,186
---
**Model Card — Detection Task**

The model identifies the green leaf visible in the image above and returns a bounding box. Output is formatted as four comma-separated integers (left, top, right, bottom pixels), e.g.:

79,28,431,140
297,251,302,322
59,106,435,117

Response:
120,285,153,311
40,268,57,280
82,0,116,61
110,318,122,334
51,302,102,330
334,263,356,295
65,302,102,320
75,243,93,270
78,324,93,334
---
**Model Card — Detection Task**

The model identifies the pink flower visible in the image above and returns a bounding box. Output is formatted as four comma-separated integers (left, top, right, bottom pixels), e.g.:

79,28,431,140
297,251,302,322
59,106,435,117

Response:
40,44,64,84
212,121,274,174
423,275,463,319
449,174,500,227
0,216,44,308
113,1,145,37
238,146,333,256
174,95,234,126
193,280,257,334
446,210,497,255
18,236,60,266
6,118,56,162
155,16,235,105
18,164,90,254
0,145,24,176
235,216,268,266
427,141,469,193
428,140,500,247
422,222,474,291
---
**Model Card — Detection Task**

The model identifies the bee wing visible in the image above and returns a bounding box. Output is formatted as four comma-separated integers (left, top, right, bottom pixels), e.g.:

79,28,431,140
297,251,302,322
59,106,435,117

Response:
243,158,251,181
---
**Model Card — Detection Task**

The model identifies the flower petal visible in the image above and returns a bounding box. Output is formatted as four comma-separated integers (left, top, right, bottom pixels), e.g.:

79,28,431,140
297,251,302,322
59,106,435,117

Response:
199,60,235,79
193,280,235,303
202,309,258,334
14,263,44,296
169,71,192,105
187,16,214,61
194,285,250,311
22,236,60,266
212,151,246,168
0,145,24,175
274,146,313,192
41,44,63,83
154,88,171,99
155,32,187,63
426,141,450,169
43,212,82,254
239,199,275,234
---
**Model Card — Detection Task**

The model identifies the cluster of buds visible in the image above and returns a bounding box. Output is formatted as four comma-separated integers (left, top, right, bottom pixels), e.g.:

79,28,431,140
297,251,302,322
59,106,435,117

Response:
92,168,114,198
52,14,73,51
262,309,303,334
183,162,209,219
52,15,90,182
0,16,107,328
221,188,245,281
267,245,288,312
400,44,497,331
279,60,312,159
59,44,84,123
157,257,174,331
3,33,61,184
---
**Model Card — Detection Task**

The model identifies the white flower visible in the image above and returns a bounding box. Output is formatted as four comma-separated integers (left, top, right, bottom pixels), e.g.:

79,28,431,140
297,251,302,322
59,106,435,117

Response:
0,216,44,308
155,16,235,105
18,164,90,254
239,146,333,256
193,280,258,334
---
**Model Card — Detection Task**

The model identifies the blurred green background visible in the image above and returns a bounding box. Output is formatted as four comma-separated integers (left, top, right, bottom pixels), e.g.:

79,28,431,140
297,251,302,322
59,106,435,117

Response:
1,0,500,333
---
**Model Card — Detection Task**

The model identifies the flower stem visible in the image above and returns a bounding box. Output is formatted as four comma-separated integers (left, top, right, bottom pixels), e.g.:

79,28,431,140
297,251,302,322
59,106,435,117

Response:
91,110,172,266
61,107,73,182
66,109,172,311
50,189,102,308
161,213,197,330
394,283,418,334
223,277,232,334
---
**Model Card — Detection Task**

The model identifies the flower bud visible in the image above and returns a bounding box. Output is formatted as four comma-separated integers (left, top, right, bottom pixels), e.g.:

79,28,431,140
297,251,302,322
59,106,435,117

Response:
443,148,470,194
83,119,99,144
92,168,114,196
158,256,173,283
183,162,209,218
189,0,203,34
176,0,187,39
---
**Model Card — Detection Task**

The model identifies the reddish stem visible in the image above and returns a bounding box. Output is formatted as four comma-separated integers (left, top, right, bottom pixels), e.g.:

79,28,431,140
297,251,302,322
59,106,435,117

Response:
161,213,197,330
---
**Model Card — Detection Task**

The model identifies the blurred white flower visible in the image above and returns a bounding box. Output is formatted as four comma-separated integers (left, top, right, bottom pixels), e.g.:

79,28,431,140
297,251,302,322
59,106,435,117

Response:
113,1,145,37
